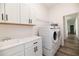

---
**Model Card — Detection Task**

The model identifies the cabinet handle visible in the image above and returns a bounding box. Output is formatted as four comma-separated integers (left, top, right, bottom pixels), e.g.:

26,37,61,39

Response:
34,46,38,53
36,46,38,52
34,47,36,52
2,13,3,20
33,42,38,44
6,14,8,21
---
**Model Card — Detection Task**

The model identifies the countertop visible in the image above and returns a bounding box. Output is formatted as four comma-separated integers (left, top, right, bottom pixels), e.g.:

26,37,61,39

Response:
0,36,41,50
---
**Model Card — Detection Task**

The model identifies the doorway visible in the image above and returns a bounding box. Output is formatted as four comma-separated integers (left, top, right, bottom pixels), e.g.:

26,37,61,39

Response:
63,13,78,39
70,25,74,34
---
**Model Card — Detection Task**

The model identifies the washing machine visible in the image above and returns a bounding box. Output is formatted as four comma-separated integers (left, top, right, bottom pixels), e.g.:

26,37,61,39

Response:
39,24,61,56
52,25,61,54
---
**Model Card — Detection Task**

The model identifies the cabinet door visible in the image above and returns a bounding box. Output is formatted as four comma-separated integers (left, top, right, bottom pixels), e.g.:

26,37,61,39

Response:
25,46,35,56
5,3,20,23
0,44,24,56
12,51,24,56
0,3,5,22
35,46,42,56
29,4,37,24
34,39,42,56
20,4,30,24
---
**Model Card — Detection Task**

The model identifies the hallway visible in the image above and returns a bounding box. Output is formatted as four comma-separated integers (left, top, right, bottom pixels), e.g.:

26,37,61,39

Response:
55,34,79,56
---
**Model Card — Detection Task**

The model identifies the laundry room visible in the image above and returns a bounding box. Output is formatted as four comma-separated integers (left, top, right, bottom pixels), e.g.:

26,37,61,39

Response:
0,0,79,57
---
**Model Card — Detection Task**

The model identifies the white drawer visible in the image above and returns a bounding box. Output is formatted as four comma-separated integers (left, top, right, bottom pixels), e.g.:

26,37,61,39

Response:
25,38,42,48
0,44,24,56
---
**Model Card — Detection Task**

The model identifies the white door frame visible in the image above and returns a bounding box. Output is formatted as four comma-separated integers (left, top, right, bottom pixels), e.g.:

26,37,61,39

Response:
63,16,68,39
63,14,78,39
75,16,78,38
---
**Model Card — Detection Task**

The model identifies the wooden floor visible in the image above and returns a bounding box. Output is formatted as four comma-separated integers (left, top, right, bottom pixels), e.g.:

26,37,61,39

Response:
55,34,79,56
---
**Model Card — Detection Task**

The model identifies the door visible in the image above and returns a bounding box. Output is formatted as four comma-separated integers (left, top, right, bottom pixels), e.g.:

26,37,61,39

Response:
70,25,74,34
25,46,35,56
35,46,42,56
5,3,20,23
20,4,30,24
0,3,5,22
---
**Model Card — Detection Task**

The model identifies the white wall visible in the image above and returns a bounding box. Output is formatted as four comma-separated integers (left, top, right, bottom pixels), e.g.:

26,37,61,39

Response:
0,25,34,40
30,3,49,21
49,3,79,45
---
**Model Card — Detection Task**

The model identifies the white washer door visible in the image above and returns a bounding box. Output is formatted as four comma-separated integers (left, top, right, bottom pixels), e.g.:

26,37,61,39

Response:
53,31,57,40
52,30,58,43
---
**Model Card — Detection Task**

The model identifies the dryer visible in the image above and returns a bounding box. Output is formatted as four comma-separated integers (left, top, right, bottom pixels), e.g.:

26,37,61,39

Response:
39,24,61,56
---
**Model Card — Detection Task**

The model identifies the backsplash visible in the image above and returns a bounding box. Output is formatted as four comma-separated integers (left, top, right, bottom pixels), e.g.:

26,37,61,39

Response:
0,24,33,40
0,20,49,40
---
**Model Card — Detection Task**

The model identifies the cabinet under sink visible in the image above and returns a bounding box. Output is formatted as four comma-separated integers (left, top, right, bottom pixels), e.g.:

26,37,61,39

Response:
0,36,42,56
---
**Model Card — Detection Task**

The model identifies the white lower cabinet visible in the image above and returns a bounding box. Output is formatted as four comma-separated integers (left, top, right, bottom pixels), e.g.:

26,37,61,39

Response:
25,46,35,56
25,46,42,56
25,38,42,56
35,46,42,56
0,44,25,56
12,51,24,56
0,37,42,56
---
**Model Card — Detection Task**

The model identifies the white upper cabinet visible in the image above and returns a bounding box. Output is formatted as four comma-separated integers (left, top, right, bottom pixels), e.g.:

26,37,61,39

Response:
29,4,37,24
0,3,5,22
20,4,37,24
25,38,42,56
29,4,43,24
4,3,20,23
0,3,44,24
20,4,30,24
